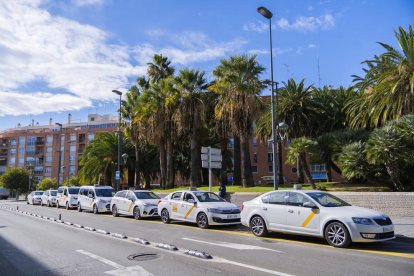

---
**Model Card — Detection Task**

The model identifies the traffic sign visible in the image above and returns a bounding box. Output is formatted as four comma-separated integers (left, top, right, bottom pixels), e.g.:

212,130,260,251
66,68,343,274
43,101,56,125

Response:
115,171,120,180
201,147,221,155
201,154,209,161
201,154,222,162
202,161,222,169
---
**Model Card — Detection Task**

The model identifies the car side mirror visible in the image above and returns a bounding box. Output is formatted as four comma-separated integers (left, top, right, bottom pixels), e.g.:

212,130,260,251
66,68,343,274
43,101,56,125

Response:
88,194,93,199
303,202,318,209
187,199,195,204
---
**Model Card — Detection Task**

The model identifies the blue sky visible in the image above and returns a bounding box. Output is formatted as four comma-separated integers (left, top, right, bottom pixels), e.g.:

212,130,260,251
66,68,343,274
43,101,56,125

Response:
0,0,413,130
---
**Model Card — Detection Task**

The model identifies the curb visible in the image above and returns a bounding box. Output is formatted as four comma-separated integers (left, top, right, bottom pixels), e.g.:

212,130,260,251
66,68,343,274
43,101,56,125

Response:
156,243,178,251
133,238,150,245
111,233,127,239
96,229,110,235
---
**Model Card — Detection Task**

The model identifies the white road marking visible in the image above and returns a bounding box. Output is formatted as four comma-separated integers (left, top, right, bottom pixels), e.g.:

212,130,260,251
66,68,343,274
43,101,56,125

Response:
76,249,153,276
183,237,284,253
213,257,295,276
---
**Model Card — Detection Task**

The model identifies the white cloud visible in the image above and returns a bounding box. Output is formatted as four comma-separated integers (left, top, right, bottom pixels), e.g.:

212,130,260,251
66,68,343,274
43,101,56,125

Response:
248,48,293,56
145,28,166,37
242,20,270,33
276,14,335,32
0,1,238,117
308,43,318,48
71,0,105,7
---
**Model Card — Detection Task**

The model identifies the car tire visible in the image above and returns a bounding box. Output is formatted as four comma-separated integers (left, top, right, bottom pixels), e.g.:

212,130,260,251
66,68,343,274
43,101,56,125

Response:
250,216,268,237
77,203,82,212
93,204,99,214
196,212,209,229
112,205,119,217
32,199,34,205
26,201,29,205
324,221,351,248
133,206,141,220
161,209,170,224
66,202,70,210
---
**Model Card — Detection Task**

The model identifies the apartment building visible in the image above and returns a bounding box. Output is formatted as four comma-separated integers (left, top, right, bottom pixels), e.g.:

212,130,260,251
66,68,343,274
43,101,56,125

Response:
0,114,117,184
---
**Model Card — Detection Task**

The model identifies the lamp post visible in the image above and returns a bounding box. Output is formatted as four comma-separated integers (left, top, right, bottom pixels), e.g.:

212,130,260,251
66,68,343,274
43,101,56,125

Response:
257,6,279,190
112,89,123,191
56,123,63,188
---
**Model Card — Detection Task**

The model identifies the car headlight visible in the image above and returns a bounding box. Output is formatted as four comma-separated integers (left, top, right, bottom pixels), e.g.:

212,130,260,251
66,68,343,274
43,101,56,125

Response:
207,208,223,214
352,217,374,225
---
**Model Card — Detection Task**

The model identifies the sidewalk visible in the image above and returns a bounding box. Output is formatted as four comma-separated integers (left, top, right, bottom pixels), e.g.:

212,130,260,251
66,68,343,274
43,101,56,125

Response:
393,217,414,239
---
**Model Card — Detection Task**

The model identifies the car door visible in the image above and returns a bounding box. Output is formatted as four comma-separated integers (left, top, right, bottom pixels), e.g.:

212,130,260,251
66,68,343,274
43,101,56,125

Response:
181,192,197,222
86,189,95,210
28,192,34,203
41,191,48,204
168,192,182,220
261,191,288,230
113,191,127,213
56,187,63,205
125,192,136,214
286,192,320,235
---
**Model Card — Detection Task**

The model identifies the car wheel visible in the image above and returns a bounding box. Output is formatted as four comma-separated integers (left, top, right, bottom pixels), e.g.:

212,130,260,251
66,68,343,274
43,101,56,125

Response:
196,212,209,229
324,222,351,248
26,201,29,205
65,202,70,210
32,199,34,205
77,203,82,212
133,206,141,220
250,216,268,237
93,204,99,214
161,209,170,224
112,205,119,217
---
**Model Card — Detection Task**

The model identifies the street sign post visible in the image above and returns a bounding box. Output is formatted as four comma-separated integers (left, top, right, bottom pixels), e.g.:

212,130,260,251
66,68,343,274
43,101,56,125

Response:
115,171,120,181
201,146,222,192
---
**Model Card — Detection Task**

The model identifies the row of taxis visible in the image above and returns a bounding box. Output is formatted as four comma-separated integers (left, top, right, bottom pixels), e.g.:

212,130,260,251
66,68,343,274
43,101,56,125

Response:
28,186,395,248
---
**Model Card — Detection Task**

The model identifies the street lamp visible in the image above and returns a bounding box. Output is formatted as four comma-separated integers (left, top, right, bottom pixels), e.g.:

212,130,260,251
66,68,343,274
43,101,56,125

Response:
257,6,279,190
112,89,123,191
56,123,63,188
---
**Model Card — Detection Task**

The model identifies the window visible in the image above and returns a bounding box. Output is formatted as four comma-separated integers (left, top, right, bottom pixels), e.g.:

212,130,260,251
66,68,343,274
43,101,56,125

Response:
253,152,258,163
46,156,52,163
193,192,224,202
19,137,26,145
8,157,15,165
126,192,135,201
268,165,273,173
46,147,52,153
46,135,53,143
267,141,272,149
251,165,257,173
115,191,127,198
228,137,234,149
69,155,76,163
183,193,196,202
58,187,64,194
311,164,327,172
45,167,52,174
262,192,287,205
171,192,182,200
288,192,313,207
70,134,76,142
10,138,17,147
88,133,94,141
134,192,160,199
61,135,65,142
95,189,113,197
18,158,24,166
69,165,76,173
88,189,95,197
252,137,257,147
267,152,273,162
70,145,76,152
18,147,25,155
10,149,16,156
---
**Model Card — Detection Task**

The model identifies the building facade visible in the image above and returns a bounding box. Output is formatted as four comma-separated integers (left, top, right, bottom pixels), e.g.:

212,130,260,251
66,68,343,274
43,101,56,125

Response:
0,114,117,184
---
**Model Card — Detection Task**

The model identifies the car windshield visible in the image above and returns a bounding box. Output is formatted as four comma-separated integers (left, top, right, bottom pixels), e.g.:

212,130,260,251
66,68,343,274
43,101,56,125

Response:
193,192,224,202
134,192,160,200
34,192,43,195
95,189,113,197
307,192,351,207
50,191,57,196
68,188,80,194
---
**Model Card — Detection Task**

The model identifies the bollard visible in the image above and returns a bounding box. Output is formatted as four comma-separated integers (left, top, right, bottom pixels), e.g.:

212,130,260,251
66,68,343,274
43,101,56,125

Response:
17,206,19,211
58,214,61,220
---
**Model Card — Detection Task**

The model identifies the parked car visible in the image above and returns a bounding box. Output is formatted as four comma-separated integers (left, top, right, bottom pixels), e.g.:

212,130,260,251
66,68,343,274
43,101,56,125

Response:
158,190,241,228
41,190,58,207
0,187,9,200
27,191,44,205
241,190,395,248
111,190,160,219
77,185,114,214
56,186,80,209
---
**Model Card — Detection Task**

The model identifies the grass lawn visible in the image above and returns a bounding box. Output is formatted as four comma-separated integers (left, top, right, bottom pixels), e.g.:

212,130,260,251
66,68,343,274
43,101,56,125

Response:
152,182,391,193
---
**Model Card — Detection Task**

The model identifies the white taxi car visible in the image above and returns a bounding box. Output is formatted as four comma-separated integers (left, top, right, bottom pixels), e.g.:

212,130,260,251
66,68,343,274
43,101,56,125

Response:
56,186,80,209
158,190,241,228
27,191,44,205
241,190,395,247
111,190,160,219
77,185,114,214
41,190,58,207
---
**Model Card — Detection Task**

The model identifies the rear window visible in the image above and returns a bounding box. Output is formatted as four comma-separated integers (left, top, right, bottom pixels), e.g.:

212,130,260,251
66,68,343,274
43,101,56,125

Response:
68,187,80,194
50,191,57,196
95,188,113,197
34,192,43,195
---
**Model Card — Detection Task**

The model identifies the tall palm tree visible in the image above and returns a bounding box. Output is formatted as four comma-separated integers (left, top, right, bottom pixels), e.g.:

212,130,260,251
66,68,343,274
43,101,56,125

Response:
346,25,414,128
286,137,317,188
211,55,265,187
175,68,208,188
147,54,175,83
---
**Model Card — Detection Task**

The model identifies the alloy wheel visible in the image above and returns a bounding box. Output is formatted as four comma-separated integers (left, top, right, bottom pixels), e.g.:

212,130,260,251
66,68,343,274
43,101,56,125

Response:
133,207,141,220
327,224,346,246
251,216,265,236
161,209,170,224
197,213,208,229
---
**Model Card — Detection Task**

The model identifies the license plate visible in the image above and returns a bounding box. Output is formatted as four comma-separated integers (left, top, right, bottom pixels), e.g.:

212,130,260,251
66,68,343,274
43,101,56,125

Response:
383,226,393,232
227,214,238,219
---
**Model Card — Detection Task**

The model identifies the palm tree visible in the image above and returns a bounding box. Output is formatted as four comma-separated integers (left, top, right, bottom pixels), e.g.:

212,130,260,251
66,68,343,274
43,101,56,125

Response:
346,25,414,128
175,68,208,188
211,55,265,187
147,54,175,83
286,137,317,188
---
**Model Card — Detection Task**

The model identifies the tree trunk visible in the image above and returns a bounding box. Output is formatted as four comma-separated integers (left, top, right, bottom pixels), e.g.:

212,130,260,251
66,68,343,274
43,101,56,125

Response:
220,136,228,186
134,144,141,189
297,158,305,184
326,162,332,182
385,162,403,191
159,142,167,189
190,113,199,188
144,174,151,189
166,137,174,188
278,142,284,185
329,160,342,175
301,153,316,189
128,166,134,188
241,137,254,187
233,134,242,186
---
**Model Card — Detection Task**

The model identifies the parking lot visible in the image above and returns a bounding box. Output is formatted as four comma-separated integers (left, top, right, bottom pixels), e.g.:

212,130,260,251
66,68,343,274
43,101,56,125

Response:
1,201,413,276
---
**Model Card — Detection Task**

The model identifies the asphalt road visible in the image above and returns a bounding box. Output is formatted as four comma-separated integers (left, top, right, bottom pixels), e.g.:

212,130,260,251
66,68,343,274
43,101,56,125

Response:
1,201,413,276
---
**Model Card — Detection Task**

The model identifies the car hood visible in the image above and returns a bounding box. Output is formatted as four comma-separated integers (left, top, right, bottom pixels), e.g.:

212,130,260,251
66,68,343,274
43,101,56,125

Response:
138,199,159,205
198,201,239,209
96,197,112,201
327,205,387,218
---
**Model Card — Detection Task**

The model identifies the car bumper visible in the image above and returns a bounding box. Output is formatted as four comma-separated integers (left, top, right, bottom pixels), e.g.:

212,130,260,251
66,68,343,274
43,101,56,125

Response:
69,198,79,207
141,206,159,217
208,213,241,226
33,198,42,204
347,222,395,242
97,202,111,213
